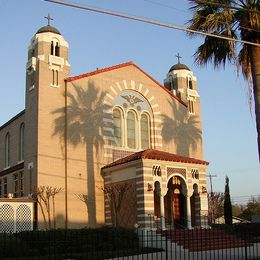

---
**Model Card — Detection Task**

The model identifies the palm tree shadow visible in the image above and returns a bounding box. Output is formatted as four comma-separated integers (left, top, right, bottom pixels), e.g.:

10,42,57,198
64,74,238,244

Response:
52,81,110,226
161,101,201,157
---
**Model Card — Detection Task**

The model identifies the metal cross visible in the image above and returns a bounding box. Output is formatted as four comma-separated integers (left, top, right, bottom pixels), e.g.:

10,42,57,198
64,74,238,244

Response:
44,13,53,26
176,53,182,64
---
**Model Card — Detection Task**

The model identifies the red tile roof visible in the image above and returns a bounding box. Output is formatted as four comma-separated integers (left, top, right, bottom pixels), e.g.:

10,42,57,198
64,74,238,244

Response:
65,61,186,106
102,149,209,169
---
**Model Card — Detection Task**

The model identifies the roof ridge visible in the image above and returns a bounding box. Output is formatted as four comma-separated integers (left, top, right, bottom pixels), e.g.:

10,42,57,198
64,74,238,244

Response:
102,149,209,170
66,61,134,82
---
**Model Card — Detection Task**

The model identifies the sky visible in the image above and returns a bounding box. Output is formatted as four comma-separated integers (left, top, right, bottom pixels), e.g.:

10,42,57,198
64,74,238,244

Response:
0,0,259,204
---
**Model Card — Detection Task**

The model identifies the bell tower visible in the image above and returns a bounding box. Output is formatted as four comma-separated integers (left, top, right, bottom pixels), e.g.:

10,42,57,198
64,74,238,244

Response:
24,17,70,196
163,55,204,159
164,55,200,116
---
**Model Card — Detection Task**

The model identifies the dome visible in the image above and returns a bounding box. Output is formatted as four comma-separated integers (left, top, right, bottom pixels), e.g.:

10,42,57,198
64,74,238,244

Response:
169,63,191,73
36,25,61,35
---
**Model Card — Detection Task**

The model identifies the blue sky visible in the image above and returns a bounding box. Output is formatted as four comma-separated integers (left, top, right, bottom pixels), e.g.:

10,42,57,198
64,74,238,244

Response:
0,0,259,203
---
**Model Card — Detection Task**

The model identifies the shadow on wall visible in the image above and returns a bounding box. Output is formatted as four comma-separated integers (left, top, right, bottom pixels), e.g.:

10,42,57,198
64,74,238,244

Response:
161,100,201,157
52,81,110,227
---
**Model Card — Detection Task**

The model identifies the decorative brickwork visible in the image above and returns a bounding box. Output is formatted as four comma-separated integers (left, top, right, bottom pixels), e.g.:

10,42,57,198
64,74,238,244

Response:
167,167,186,179
113,150,134,162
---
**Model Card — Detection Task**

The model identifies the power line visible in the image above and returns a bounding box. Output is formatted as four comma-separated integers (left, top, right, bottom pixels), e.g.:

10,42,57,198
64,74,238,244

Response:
141,0,260,34
44,0,260,47
196,0,260,14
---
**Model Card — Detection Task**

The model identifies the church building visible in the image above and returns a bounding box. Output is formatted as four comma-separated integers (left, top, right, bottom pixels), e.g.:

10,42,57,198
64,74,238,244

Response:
0,22,209,230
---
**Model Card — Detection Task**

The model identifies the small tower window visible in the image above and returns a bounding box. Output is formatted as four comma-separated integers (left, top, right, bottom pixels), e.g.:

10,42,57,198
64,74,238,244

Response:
55,42,60,56
52,69,59,86
51,41,54,55
188,100,195,114
189,79,193,89
51,40,60,57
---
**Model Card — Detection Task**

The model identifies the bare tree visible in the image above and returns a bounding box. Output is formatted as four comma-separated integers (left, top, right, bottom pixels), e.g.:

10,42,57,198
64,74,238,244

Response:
208,192,224,224
100,183,131,227
33,186,63,229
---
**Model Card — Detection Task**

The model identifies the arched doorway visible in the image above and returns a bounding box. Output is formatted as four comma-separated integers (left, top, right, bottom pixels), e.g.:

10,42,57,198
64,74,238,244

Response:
164,176,187,228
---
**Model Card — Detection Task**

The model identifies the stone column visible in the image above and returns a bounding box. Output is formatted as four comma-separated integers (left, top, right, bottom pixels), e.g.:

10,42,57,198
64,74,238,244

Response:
159,188,166,230
186,194,192,229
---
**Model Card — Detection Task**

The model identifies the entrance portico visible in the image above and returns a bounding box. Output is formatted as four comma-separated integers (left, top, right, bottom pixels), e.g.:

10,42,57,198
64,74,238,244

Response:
102,149,209,229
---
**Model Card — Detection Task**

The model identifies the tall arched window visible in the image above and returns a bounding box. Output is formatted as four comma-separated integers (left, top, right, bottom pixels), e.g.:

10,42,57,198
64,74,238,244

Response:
127,111,136,149
113,108,122,147
5,133,10,168
141,113,150,149
19,123,25,161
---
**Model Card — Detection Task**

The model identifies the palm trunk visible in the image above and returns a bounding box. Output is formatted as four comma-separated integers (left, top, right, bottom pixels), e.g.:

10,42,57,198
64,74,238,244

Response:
86,141,96,226
249,44,260,162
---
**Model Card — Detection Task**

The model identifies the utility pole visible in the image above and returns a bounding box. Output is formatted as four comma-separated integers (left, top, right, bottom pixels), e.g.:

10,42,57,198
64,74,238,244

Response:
207,173,217,195
207,173,217,224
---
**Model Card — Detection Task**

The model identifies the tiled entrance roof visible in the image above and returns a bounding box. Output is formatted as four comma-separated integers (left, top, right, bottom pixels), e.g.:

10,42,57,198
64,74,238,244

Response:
102,149,209,169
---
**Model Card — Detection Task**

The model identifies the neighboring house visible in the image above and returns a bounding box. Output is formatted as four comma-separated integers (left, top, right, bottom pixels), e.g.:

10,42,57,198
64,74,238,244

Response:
0,22,209,229
215,216,250,224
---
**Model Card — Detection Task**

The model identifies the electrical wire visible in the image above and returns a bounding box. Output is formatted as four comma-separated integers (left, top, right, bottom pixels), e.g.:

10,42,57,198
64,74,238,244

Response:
44,0,260,47
141,0,260,34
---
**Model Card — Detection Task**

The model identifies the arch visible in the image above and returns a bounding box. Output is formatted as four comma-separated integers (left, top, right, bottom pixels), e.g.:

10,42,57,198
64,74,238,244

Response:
51,38,60,57
127,110,137,149
5,132,10,168
164,175,187,227
0,204,14,233
16,205,32,232
19,123,25,161
140,113,151,149
113,107,123,147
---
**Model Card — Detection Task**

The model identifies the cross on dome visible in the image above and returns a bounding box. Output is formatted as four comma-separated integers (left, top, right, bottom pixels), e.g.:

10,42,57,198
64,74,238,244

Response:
176,53,182,64
44,13,53,26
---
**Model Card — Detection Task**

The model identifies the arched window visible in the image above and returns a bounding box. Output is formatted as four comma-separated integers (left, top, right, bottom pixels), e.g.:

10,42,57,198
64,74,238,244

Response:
127,111,136,149
19,123,25,161
5,133,10,168
141,113,150,149
51,40,60,57
113,108,122,147
55,42,60,56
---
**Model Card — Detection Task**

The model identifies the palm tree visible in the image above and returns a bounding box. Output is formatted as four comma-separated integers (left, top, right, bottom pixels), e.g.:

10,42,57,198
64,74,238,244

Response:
188,0,260,160
162,101,202,156
53,81,110,226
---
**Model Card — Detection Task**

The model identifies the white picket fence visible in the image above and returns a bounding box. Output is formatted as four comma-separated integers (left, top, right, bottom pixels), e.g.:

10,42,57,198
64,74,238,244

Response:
0,198,34,233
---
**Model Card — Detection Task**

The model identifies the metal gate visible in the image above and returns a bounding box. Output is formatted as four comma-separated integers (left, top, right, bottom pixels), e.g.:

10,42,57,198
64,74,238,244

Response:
0,198,34,233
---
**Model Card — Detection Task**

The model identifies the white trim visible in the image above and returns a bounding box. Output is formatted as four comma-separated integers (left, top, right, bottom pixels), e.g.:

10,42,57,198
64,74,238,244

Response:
123,79,128,89
153,118,162,123
104,144,113,149
131,80,136,89
110,86,117,95
138,83,143,92
151,104,159,109
104,153,113,158
106,93,114,100
137,207,154,210
153,111,161,115
144,89,149,96
103,118,113,123
116,82,122,91
152,135,162,139
148,96,155,102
